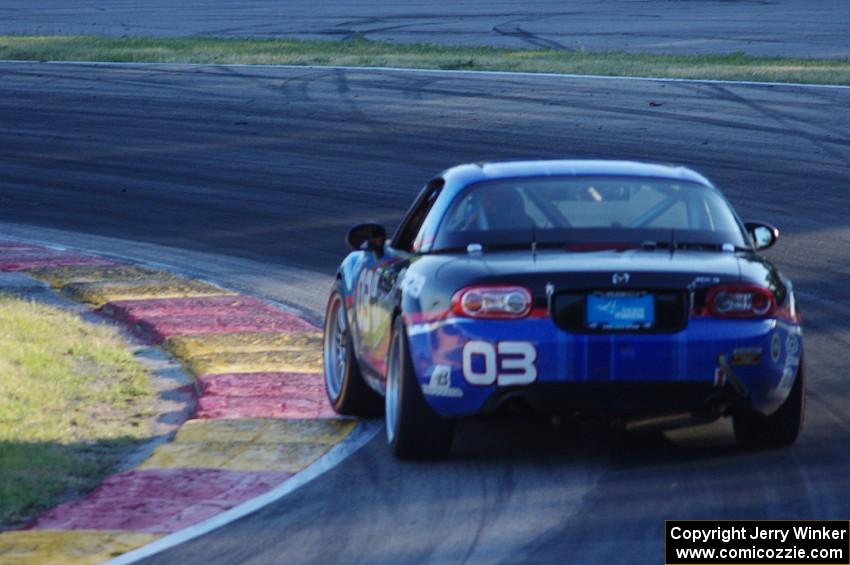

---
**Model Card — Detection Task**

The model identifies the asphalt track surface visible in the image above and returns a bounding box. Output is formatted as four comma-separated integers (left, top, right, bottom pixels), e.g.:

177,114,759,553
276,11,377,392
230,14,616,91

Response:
3,1,850,58
2,62,850,563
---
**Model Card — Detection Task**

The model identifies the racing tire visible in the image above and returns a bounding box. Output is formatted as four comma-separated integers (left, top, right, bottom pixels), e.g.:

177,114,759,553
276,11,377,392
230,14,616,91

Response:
386,316,455,460
323,282,383,417
733,359,805,449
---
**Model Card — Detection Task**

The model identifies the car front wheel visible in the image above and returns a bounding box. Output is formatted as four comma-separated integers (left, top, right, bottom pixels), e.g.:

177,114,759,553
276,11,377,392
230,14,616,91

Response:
323,282,382,417
386,316,455,459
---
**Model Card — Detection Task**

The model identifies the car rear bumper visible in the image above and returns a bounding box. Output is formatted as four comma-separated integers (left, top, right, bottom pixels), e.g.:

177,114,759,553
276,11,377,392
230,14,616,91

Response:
406,315,803,418
480,381,728,418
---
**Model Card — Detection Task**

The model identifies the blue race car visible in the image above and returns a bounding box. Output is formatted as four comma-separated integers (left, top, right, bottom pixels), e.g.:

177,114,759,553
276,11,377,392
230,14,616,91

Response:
323,160,804,459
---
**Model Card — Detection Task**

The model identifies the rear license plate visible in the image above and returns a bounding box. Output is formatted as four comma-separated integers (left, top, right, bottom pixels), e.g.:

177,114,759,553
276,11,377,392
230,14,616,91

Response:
586,293,655,330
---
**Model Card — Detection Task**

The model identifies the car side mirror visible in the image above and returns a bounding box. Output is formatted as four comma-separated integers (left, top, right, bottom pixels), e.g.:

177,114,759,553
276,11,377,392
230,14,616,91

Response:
745,221,779,251
346,222,387,254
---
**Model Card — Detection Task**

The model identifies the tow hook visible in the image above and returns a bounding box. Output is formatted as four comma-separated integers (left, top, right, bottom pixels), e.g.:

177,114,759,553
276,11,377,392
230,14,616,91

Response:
718,354,749,399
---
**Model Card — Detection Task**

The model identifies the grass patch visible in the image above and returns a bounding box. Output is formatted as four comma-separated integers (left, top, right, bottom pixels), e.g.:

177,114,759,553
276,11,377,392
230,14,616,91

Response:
0,294,152,529
1,34,850,85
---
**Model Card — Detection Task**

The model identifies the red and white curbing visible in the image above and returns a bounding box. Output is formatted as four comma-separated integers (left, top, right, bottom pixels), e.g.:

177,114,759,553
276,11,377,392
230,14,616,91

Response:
0,239,376,564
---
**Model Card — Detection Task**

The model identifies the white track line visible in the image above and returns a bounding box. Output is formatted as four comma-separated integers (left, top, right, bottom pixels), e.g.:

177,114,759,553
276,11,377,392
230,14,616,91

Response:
106,420,382,565
1,58,849,90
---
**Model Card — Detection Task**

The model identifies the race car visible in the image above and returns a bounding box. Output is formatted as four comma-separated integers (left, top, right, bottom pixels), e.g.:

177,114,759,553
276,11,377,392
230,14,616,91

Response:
323,160,804,459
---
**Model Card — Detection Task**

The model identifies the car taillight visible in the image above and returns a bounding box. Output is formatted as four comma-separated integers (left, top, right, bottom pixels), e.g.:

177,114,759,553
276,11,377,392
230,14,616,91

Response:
451,286,532,319
705,285,775,318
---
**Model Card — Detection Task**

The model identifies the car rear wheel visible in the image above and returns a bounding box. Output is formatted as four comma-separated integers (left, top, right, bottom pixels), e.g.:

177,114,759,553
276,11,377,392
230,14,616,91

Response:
733,359,805,449
323,283,382,417
386,316,455,460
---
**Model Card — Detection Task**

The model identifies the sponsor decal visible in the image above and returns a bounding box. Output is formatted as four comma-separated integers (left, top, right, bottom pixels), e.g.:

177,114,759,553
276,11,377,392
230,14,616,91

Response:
401,271,426,299
785,334,800,358
777,338,801,393
422,365,463,398
771,333,782,363
354,269,380,333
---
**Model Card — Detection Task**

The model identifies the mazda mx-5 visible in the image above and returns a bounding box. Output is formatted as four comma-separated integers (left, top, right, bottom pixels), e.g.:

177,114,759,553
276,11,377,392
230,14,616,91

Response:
323,160,804,459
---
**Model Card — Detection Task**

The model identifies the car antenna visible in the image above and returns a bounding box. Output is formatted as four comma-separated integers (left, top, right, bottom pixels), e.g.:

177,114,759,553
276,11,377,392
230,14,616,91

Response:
531,224,538,262
670,229,676,256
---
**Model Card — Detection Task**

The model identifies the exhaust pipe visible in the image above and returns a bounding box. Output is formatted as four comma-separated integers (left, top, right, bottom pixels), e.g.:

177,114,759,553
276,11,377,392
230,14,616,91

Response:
496,393,534,416
624,412,704,433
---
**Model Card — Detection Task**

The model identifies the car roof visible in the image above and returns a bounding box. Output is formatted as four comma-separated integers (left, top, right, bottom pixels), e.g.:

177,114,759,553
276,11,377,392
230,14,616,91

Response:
440,159,714,190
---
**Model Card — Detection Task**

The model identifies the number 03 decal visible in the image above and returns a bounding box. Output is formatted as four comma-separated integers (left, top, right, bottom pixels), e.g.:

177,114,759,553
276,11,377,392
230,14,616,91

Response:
462,341,537,386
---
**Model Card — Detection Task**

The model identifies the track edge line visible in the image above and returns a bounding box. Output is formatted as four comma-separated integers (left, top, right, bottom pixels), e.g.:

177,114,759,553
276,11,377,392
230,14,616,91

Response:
1,59,849,90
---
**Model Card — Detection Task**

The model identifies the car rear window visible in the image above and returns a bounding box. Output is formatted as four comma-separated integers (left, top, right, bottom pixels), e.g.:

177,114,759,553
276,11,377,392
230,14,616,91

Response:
433,176,748,251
